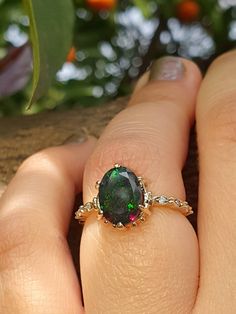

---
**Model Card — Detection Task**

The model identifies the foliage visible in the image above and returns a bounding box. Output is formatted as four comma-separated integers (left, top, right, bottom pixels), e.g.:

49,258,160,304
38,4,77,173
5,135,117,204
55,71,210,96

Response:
0,0,235,116
24,0,74,107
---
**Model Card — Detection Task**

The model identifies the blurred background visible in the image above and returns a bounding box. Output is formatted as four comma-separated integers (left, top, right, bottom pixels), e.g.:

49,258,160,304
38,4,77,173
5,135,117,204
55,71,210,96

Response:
0,0,236,117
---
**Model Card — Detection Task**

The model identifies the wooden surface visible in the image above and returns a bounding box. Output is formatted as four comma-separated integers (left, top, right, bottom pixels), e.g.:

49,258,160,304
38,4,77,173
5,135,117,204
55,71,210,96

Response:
0,96,198,273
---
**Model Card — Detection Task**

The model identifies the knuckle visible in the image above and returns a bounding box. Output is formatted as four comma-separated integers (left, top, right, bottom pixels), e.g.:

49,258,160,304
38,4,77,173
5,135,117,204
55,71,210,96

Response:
86,134,160,182
18,149,54,173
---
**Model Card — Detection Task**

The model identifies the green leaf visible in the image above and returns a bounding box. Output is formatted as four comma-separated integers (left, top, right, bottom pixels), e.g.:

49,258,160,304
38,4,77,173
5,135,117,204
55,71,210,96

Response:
133,0,154,18
23,0,74,107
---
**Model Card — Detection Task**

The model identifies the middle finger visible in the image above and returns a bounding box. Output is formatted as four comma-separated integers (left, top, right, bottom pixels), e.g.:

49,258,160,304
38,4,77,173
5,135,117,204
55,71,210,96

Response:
81,57,202,314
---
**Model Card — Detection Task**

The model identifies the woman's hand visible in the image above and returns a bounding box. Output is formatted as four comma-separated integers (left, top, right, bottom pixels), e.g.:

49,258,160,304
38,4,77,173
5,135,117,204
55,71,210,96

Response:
1,51,236,314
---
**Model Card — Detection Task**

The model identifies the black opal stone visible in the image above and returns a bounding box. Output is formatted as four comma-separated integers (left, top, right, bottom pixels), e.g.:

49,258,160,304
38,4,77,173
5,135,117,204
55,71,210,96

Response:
98,166,144,225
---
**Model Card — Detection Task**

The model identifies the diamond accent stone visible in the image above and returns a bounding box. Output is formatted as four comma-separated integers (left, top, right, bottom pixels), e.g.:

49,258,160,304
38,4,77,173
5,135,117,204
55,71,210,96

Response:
174,199,181,207
158,195,168,204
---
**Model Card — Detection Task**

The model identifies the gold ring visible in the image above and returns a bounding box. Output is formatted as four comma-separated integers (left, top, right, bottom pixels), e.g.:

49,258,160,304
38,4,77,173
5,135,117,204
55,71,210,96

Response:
75,164,193,230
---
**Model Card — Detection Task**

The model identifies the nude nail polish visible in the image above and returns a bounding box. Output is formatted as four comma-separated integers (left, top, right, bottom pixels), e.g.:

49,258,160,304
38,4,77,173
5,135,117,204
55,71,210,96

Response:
149,57,185,81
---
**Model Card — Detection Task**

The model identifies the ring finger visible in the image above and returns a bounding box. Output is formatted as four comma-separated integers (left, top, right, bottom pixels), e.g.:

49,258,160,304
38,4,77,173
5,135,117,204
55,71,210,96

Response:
80,57,202,314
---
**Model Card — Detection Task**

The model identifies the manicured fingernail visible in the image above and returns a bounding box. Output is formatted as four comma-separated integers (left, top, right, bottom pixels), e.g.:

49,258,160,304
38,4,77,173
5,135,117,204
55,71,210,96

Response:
149,57,185,81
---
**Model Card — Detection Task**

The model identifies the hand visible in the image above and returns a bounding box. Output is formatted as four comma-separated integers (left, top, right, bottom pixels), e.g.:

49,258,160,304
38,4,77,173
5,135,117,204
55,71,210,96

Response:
1,51,236,314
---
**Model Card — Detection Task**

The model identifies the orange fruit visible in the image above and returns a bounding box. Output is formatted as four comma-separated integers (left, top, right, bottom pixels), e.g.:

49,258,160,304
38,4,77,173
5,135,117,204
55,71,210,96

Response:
86,0,117,11
66,47,76,63
176,0,200,23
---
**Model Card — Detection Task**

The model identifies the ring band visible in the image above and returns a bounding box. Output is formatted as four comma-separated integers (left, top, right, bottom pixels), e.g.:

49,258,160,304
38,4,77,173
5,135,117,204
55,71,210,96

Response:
75,164,193,230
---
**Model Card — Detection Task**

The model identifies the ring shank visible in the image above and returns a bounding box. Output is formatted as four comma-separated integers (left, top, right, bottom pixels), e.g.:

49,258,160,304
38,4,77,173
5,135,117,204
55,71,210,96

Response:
75,195,193,224
152,195,193,216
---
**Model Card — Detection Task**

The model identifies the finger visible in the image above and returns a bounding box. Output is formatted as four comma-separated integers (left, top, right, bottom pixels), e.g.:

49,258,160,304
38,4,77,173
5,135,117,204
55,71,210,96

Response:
194,51,236,313
81,57,202,314
0,138,96,314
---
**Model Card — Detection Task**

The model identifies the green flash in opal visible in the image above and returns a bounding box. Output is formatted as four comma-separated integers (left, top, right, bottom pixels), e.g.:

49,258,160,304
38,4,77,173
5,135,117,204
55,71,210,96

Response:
128,203,134,210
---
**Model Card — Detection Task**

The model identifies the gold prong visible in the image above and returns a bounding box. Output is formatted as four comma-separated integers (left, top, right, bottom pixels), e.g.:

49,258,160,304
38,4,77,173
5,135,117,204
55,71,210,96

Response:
132,222,137,227
97,206,103,220
138,177,146,190
75,212,80,219
98,208,103,215
114,163,121,168
116,222,125,229
97,213,103,220
104,219,109,224
95,181,101,189
139,204,151,215
93,196,98,208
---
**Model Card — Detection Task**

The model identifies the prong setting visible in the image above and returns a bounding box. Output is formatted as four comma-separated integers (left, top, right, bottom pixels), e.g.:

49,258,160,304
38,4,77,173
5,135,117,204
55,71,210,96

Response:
97,206,104,220
93,196,99,209
95,180,101,189
138,177,145,190
139,204,151,216
116,222,125,229
97,213,103,220
75,164,193,230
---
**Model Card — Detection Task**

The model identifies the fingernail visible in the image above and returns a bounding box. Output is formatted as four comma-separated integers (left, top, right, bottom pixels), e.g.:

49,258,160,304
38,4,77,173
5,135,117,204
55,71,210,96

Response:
149,57,185,81
64,135,88,145
64,135,98,146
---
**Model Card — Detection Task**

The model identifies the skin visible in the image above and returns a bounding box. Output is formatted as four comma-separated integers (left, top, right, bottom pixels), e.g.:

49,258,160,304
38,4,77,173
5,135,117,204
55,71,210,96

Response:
0,51,236,313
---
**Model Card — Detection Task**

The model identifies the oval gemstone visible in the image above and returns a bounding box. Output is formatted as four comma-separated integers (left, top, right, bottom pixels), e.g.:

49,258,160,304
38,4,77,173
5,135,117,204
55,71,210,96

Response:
98,166,144,226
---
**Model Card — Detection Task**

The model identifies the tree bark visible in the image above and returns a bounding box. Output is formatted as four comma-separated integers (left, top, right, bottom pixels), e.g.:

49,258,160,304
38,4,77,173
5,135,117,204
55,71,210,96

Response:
0,96,198,275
